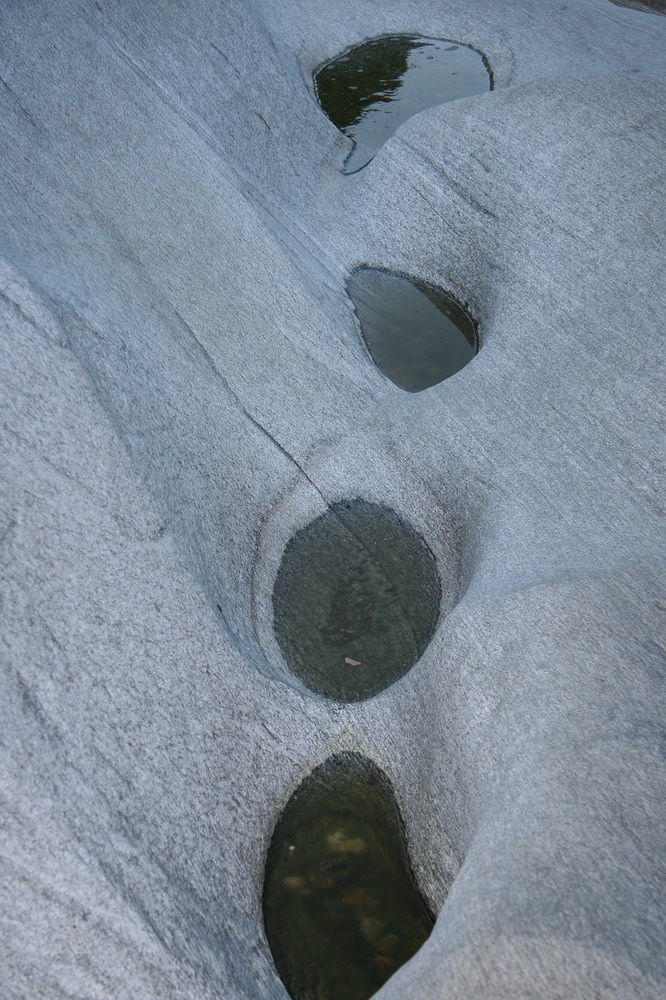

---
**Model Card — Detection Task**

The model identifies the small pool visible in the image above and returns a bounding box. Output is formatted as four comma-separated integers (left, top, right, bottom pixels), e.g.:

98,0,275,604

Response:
315,34,492,172
263,753,434,1000
272,499,440,701
348,267,478,392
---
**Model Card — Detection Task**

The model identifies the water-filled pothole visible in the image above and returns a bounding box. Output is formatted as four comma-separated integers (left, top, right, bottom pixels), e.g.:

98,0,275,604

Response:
609,0,666,12
272,499,440,701
315,34,492,172
348,267,478,392
264,753,434,1000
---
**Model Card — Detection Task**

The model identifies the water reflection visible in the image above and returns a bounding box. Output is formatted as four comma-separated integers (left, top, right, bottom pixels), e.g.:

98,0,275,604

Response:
348,267,477,392
272,500,441,701
315,34,492,172
264,754,434,1000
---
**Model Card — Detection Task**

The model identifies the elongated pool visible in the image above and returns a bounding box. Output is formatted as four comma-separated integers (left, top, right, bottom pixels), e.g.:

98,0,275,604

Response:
315,34,492,172
264,754,434,1000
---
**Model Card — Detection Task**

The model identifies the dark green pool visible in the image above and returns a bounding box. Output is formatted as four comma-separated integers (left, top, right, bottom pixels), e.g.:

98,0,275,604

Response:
263,754,434,1000
272,500,441,701
348,267,477,392
315,34,492,172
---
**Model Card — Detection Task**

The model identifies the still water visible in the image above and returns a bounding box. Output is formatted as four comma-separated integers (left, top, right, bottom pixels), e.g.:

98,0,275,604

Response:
348,267,477,392
272,500,441,701
315,34,491,172
264,754,434,1000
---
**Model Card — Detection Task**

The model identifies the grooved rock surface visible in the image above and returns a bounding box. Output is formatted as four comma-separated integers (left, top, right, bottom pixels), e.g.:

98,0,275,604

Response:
1,1,665,998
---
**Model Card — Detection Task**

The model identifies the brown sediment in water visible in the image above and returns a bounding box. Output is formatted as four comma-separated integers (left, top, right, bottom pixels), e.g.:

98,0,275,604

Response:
263,753,434,1000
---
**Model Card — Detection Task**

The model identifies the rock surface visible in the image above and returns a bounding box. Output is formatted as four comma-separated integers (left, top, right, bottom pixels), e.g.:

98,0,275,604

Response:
1,1,665,997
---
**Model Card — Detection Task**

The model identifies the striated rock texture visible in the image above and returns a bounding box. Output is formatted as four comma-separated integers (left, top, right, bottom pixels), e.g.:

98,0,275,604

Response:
1,1,665,998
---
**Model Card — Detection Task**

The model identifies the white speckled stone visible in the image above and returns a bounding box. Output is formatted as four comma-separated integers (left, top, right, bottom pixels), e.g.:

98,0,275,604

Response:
1,1,665,997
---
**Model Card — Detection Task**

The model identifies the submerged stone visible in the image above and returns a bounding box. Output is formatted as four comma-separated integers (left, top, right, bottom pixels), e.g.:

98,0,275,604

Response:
263,754,434,1000
315,34,492,172
348,267,478,392
272,500,440,701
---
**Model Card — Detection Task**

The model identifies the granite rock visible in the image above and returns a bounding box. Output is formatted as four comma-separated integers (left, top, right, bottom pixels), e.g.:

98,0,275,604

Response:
1,1,665,997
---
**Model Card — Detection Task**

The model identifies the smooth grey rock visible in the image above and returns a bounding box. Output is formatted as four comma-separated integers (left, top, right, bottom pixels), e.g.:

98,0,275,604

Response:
1,1,665,998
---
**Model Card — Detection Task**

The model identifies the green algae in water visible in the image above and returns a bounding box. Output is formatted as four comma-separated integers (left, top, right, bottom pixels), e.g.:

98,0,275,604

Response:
272,500,441,701
315,34,492,172
263,754,434,1000
348,267,478,392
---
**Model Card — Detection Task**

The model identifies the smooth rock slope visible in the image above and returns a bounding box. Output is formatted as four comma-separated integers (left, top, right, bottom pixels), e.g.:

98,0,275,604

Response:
1,1,665,998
